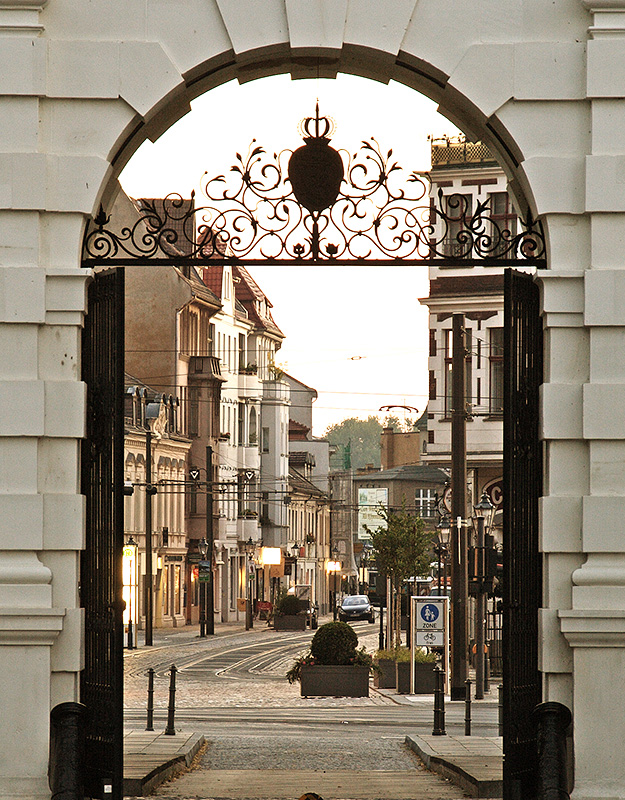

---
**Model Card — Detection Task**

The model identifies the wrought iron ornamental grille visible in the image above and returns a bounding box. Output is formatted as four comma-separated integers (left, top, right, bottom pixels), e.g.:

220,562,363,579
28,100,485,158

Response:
83,108,546,270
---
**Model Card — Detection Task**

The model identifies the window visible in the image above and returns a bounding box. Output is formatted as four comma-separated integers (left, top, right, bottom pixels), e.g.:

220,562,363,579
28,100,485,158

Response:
444,328,472,416
188,388,199,437
249,407,257,444
262,427,270,453
443,194,472,257
489,327,504,415
416,488,436,518
489,192,517,256
238,403,244,445
209,323,215,356
239,333,246,371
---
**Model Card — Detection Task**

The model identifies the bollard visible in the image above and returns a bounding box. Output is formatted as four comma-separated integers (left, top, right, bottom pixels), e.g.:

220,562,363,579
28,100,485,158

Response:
164,664,177,735
432,666,447,736
49,702,87,800
498,684,504,737
484,648,490,694
146,668,155,732
533,701,572,800
464,679,472,736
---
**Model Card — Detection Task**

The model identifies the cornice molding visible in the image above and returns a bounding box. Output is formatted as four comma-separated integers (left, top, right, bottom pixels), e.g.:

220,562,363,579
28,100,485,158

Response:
0,607,64,646
559,609,625,647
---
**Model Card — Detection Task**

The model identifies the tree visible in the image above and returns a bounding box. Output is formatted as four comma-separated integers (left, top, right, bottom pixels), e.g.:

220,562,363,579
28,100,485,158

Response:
325,416,384,470
365,503,432,648
325,414,417,471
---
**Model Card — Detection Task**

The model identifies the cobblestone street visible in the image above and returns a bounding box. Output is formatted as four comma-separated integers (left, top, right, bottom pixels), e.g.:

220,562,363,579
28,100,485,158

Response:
123,623,475,799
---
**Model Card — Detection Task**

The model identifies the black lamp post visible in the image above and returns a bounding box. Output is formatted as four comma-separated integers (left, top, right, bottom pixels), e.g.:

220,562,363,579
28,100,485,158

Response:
198,537,209,637
291,542,300,586
435,516,451,596
245,537,255,630
471,492,495,700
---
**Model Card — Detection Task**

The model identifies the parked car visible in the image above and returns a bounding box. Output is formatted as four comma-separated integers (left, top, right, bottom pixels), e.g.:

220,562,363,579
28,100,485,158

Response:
288,584,318,628
338,595,375,623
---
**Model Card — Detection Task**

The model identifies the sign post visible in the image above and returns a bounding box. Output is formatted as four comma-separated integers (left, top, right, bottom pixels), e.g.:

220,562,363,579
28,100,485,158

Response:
411,595,449,695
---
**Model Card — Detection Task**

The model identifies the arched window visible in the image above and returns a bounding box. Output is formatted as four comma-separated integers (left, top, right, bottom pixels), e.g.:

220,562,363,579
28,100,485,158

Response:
249,407,257,444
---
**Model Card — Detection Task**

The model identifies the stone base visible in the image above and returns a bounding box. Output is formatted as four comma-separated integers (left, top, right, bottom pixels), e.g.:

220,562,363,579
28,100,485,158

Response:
300,665,370,697
273,615,306,631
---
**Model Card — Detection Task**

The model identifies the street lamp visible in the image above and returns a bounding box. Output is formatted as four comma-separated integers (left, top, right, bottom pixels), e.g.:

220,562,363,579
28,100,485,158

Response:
434,515,451,596
327,544,341,621
471,492,495,700
291,542,300,586
245,537,255,630
123,536,138,650
198,537,209,637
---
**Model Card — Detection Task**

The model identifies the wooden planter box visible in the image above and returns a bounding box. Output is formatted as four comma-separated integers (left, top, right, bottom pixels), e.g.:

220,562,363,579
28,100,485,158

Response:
273,614,306,631
300,665,370,697
373,658,396,689
396,660,437,694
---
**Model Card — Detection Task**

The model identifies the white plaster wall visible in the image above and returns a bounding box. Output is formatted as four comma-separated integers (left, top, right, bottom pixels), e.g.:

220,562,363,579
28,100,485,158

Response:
0,0,623,796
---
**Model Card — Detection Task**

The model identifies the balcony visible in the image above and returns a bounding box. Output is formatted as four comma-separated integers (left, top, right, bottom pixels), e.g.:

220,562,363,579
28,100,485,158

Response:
188,356,224,382
431,138,496,168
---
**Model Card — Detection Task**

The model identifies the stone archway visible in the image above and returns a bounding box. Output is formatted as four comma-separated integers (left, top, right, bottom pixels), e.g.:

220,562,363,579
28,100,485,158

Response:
0,2,618,799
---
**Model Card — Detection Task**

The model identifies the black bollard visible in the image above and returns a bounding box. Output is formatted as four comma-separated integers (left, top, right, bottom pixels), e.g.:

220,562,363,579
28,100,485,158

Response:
49,702,87,800
498,684,504,737
146,668,155,732
533,701,572,800
164,664,177,735
432,666,447,736
464,679,472,736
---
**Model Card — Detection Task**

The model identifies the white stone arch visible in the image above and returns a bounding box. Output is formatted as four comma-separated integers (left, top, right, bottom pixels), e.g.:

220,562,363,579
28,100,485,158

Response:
1,1,620,798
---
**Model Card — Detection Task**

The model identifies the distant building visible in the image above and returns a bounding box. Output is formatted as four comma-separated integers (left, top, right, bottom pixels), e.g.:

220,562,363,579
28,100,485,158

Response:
123,383,191,629
380,411,428,470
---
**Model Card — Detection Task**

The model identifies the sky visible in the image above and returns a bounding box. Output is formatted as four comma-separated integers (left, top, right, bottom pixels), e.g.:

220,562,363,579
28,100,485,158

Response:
120,74,460,436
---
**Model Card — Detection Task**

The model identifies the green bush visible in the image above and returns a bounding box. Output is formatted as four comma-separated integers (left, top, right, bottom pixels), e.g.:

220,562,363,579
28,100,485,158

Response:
275,593,301,616
286,622,375,683
310,621,358,665
374,646,437,663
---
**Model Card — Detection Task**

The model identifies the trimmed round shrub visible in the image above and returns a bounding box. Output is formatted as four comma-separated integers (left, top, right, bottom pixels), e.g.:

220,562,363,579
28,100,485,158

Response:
310,621,359,665
276,593,301,616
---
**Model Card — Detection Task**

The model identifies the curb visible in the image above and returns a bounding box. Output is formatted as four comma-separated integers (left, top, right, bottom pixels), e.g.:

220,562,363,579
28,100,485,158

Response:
123,732,205,797
405,735,503,799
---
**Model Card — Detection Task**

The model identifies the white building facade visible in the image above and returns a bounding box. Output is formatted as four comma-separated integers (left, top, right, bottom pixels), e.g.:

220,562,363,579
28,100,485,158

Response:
2,2,625,797
420,139,511,534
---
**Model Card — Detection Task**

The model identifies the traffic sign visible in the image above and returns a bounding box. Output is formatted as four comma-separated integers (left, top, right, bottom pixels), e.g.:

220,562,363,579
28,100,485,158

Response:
416,600,444,630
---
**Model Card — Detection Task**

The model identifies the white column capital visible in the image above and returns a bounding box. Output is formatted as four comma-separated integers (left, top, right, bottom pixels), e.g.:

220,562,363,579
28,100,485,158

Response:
582,0,625,37
0,0,49,34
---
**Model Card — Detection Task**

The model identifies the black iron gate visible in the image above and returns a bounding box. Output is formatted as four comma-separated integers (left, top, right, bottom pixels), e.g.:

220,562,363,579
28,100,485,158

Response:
503,268,543,800
80,268,125,800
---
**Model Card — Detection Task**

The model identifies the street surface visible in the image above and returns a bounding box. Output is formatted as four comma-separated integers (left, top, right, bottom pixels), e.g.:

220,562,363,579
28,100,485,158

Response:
124,620,496,798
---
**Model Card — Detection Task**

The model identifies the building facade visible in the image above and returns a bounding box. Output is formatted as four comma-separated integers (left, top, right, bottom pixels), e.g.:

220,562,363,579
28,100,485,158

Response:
123,385,191,630
420,138,511,537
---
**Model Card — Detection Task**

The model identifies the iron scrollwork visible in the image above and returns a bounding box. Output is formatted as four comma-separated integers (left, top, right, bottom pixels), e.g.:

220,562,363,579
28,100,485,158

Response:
83,110,546,267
